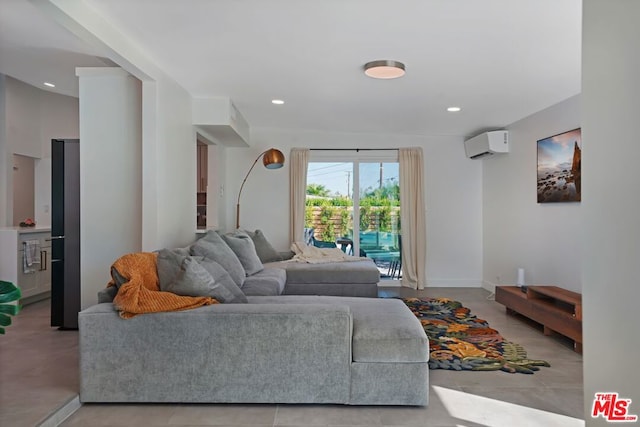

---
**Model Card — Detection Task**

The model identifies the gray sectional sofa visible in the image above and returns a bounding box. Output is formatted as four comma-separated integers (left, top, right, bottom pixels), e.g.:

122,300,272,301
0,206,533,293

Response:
207,229,380,298
85,229,429,406
79,296,430,405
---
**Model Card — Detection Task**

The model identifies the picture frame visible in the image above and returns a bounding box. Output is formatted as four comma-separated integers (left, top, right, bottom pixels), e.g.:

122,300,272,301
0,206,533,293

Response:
537,128,581,203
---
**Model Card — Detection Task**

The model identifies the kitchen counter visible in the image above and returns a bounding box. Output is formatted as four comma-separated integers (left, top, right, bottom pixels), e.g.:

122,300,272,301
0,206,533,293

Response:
0,226,52,234
0,227,52,303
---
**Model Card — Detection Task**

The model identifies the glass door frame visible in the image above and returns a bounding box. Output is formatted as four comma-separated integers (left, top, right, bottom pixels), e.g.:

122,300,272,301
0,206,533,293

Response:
308,150,400,284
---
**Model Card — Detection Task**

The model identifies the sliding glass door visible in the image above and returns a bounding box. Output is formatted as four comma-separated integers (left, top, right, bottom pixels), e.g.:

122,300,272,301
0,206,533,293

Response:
306,157,400,281
358,162,401,280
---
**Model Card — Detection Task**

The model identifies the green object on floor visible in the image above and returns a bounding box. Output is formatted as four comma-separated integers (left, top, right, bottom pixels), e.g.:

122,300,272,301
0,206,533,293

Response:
0,280,22,335
401,297,550,374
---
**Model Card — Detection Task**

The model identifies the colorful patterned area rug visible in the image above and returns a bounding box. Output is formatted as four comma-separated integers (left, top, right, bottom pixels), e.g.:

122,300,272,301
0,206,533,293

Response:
402,297,550,374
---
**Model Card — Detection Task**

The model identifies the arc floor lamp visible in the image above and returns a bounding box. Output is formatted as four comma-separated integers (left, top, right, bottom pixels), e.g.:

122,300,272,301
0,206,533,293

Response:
236,148,285,229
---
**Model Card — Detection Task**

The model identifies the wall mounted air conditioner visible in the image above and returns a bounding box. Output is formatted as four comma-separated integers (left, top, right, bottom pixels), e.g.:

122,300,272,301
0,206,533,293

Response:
464,130,509,159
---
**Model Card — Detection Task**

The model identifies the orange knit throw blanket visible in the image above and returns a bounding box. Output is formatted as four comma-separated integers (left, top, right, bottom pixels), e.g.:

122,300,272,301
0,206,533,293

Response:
108,252,217,319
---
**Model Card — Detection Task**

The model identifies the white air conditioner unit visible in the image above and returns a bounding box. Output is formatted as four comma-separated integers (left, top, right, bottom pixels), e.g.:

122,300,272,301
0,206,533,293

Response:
464,130,509,159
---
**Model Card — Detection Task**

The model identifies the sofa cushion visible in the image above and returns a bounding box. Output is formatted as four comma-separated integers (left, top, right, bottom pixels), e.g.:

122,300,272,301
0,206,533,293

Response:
245,229,282,263
347,298,429,363
282,282,378,298
190,230,246,287
247,296,429,363
241,267,286,296
157,249,247,303
266,259,380,285
221,230,264,276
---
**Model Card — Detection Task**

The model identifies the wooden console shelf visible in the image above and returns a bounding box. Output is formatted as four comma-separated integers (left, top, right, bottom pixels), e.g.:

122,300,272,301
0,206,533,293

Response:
495,285,582,353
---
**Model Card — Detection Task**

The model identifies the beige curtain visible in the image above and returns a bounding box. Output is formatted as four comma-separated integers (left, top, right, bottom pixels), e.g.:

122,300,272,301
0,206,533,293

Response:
289,148,309,244
399,147,427,289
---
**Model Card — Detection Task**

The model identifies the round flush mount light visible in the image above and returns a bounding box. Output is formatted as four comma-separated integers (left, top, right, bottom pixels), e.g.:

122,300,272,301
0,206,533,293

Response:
271,99,285,105
447,106,462,112
44,82,56,87
363,60,406,79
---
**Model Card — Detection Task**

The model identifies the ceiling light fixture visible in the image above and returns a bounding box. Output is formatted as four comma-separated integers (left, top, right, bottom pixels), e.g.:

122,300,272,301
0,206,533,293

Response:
363,60,406,79
272,99,284,105
447,107,462,112
44,82,55,87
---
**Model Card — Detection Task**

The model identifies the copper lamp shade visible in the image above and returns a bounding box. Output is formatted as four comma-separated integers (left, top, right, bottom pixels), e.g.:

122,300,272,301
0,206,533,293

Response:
262,148,285,169
236,148,285,228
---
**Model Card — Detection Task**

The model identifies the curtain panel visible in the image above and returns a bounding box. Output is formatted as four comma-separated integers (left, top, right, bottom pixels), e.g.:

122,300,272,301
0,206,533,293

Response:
399,147,427,289
289,148,309,244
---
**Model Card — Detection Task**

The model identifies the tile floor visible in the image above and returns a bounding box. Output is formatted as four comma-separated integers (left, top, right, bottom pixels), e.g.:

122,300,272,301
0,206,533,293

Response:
0,297,79,427
0,287,585,427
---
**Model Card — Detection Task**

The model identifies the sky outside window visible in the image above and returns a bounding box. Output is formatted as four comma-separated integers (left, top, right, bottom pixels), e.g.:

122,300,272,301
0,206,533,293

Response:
307,162,399,197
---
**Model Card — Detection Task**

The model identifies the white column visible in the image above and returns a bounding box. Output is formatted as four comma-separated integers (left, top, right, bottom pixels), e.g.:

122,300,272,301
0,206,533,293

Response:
582,0,640,422
76,67,142,309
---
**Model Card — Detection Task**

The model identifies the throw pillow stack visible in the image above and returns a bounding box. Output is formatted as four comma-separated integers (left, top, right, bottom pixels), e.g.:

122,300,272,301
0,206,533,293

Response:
102,229,285,305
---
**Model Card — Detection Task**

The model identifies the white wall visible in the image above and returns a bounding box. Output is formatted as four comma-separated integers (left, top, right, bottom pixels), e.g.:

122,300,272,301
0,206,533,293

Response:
151,77,196,250
76,68,141,309
0,75,79,227
0,75,7,228
582,1,640,423
224,127,483,287
483,95,582,292
5,76,42,158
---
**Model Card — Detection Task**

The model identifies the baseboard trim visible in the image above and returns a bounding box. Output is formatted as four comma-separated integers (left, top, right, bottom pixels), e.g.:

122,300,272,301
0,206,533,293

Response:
482,281,497,293
426,279,483,288
37,395,81,427
21,291,51,306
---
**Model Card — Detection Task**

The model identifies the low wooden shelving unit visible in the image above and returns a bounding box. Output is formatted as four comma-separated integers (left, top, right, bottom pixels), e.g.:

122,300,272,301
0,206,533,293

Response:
495,285,582,353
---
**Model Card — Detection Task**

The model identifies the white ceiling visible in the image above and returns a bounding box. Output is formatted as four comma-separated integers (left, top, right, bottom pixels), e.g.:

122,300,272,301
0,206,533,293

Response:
1,0,582,138
0,0,114,97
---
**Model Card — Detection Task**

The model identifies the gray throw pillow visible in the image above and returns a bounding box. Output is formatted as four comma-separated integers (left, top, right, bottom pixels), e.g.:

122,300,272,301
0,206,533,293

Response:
163,257,232,301
190,230,246,287
245,229,282,263
197,258,248,303
110,266,128,289
98,286,118,303
221,230,264,276
157,249,247,303
157,248,186,289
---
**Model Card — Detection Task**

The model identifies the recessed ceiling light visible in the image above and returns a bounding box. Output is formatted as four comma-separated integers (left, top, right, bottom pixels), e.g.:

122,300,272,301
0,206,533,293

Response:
447,107,461,112
363,60,405,79
44,82,55,88
271,99,284,105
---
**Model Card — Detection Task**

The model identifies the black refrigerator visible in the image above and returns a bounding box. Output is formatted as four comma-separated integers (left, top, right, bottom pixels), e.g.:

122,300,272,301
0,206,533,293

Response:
51,139,81,330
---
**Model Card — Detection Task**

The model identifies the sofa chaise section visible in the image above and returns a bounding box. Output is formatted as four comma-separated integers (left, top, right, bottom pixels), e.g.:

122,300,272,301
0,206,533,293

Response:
78,296,429,406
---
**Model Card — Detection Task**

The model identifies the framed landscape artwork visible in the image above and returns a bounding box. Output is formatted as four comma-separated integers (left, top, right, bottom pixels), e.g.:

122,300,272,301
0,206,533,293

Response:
537,128,582,203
